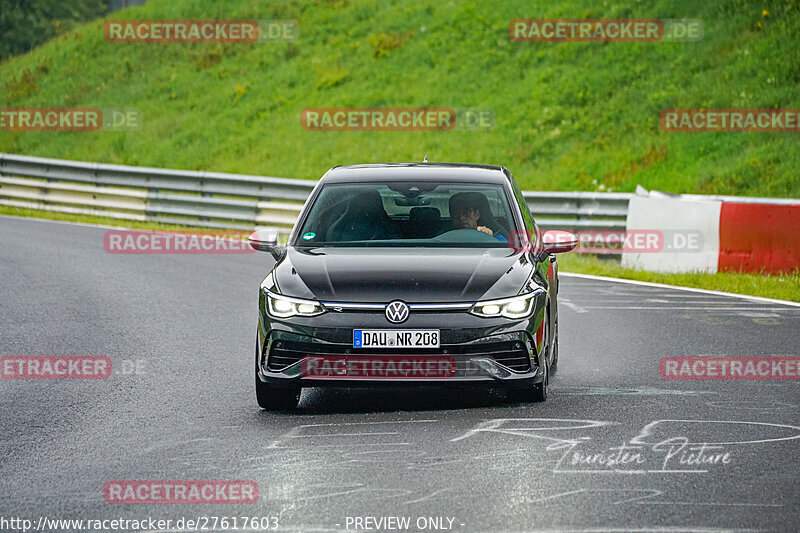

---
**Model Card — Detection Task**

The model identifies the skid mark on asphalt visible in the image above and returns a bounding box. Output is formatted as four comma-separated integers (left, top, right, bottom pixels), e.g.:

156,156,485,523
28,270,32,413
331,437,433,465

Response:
402,487,452,504
556,387,714,396
265,419,437,449
450,418,616,444
139,524,764,533
737,312,780,318
560,299,587,313
630,419,800,446
270,482,454,506
293,485,411,503
155,518,765,533
680,313,736,325
706,400,797,410
560,283,800,327
561,279,800,317
528,488,781,508
405,446,534,471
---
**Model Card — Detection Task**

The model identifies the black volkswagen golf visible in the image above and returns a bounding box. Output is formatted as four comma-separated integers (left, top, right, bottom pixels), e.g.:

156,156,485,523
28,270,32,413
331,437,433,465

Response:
249,163,577,409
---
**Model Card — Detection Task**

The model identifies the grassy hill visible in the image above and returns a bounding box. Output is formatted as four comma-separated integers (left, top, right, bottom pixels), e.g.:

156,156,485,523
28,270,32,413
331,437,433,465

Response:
1,0,798,196
0,0,108,61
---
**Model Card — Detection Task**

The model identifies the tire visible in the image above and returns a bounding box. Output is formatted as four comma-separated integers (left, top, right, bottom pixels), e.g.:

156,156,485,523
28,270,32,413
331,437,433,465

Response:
255,376,300,410
550,317,559,376
255,338,300,410
509,359,548,403
510,312,549,403
532,360,548,402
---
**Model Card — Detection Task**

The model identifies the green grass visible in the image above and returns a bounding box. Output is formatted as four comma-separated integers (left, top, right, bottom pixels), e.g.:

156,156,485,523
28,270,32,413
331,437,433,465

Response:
558,252,800,303
1,0,799,196
0,0,108,61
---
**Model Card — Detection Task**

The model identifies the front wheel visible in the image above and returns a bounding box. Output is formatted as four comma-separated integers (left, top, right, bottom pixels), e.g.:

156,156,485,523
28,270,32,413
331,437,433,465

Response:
550,317,559,376
255,339,300,410
510,357,548,403
510,313,550,403
255,376,300,410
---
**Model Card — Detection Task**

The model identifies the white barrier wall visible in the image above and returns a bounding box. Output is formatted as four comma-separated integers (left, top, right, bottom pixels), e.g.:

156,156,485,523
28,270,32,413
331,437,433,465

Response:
621,196,721,273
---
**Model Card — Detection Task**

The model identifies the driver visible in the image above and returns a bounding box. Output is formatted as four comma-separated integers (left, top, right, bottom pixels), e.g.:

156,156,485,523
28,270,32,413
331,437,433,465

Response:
450,193,493,235
448,192,507,242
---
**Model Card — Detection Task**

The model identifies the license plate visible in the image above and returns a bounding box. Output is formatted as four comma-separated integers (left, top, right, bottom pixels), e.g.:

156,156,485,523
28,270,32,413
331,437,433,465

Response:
354,329,440,348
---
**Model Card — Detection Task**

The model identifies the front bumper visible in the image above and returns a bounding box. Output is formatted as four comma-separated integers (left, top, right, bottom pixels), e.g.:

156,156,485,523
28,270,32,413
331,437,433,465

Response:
256,309,545,388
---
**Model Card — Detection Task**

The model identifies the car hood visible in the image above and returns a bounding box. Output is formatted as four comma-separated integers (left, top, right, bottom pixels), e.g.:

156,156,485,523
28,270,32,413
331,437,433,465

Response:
272,246,534,303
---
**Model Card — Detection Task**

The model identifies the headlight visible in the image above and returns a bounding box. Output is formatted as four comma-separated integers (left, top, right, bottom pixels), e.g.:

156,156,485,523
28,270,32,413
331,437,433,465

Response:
470,293,538,319
265,290,326,318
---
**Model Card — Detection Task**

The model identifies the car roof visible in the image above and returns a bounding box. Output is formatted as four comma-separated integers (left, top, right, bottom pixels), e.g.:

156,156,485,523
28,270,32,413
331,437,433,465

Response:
321,163,511,184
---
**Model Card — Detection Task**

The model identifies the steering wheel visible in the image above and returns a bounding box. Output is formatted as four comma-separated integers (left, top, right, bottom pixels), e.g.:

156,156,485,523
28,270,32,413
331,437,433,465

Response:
433,228,501,243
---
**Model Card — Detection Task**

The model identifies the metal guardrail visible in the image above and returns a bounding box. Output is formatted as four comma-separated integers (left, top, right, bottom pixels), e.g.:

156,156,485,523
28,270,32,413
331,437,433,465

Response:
0,153,315,230
522,191,631,230
0,152,727,232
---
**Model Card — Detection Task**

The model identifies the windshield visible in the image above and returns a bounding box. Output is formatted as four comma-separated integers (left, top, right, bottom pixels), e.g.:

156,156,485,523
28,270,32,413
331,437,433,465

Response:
295,181,518,247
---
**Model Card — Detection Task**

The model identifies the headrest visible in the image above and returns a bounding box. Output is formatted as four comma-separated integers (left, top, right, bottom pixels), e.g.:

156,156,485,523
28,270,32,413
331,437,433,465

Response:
449,191,490,214
409,206,441,225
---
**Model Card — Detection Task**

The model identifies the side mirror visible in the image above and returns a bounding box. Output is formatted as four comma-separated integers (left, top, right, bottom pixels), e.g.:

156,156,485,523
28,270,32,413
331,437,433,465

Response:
249,229,284,260
542,230,578,254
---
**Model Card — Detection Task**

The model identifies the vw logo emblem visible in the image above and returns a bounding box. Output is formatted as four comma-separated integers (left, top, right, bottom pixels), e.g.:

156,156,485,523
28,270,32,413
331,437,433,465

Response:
385,300,409,324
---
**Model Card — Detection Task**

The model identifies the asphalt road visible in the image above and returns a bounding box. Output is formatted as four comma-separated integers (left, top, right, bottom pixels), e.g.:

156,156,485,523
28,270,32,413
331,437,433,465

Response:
1,215,799,533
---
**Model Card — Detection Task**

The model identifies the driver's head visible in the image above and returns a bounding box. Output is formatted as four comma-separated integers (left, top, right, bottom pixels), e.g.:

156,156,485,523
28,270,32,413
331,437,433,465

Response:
449,192,483,230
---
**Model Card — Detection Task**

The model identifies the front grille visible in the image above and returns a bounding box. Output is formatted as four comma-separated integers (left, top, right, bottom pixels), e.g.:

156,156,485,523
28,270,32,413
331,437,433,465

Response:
266,338,531,373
